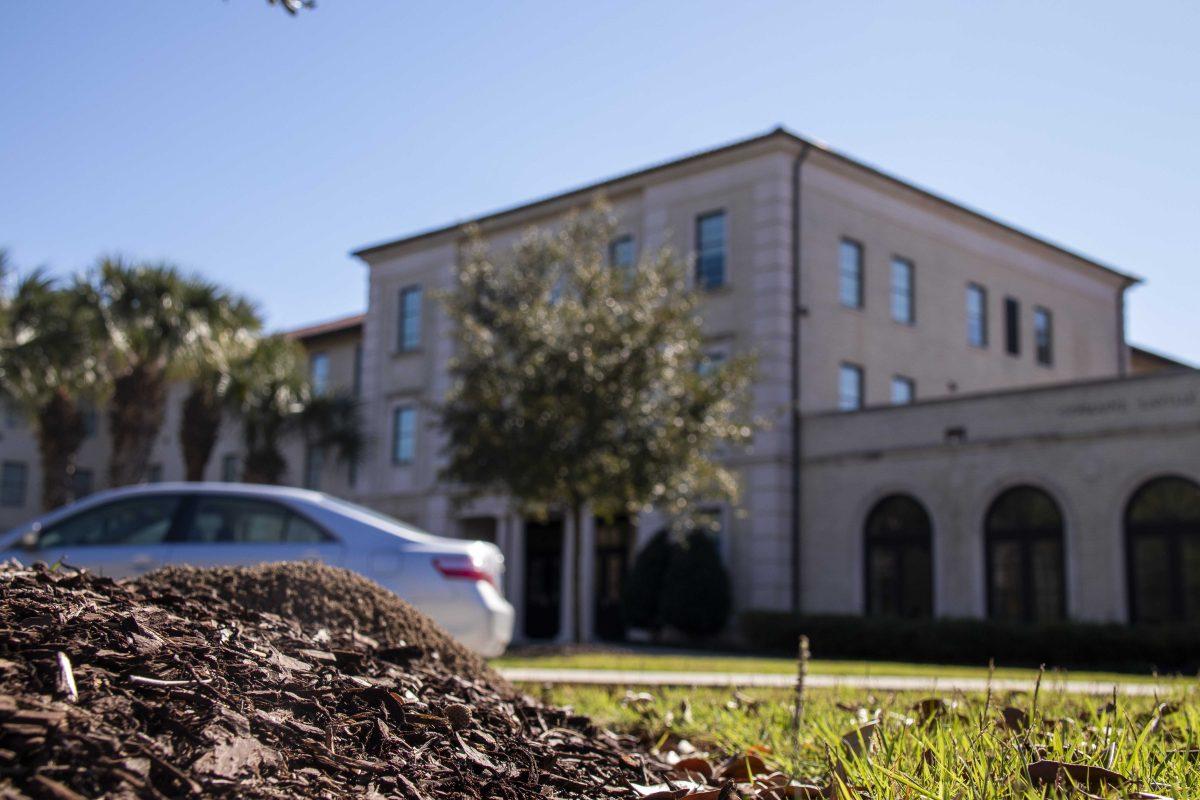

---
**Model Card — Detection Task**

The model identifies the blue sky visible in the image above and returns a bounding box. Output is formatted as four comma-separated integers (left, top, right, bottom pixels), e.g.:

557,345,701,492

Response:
2,1,1197,362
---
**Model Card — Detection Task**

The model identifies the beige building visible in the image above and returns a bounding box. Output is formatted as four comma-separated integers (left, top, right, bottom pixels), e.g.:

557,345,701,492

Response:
3,129,1197,640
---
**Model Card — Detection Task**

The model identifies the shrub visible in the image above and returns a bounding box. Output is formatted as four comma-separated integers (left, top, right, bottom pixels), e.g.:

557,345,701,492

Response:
660,531,732,639
738,610,1200,673
620,529,673,632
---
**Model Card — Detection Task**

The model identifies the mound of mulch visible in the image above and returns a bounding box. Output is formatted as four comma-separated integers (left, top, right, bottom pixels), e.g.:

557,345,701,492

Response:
139,562,501,691
0,562,663,799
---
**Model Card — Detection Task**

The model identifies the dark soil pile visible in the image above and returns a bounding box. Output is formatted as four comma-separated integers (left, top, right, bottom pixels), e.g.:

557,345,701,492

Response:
0,563,662,799
139,562,500,690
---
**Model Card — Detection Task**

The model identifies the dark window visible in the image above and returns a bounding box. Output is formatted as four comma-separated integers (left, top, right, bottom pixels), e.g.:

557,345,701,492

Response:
695,212,727,290
1034,306,1053,366
221,454,239,483
303,445,325,490
310,352,330,395
1,462,28,508
609,235,635,271
890,375,915,405
890,257,914,324
2,398,20,429
967,284,988,347
80,403,97,438
146,464,163,484
392,406,416,465
71,469,94,501
985,486,1065,623
398,286,422,352
1004,297,1020,356
38,495,182,549
1125,476,1200,623
839,239,864,309
865,495,933,618
185,496,329,544
838,363,863,411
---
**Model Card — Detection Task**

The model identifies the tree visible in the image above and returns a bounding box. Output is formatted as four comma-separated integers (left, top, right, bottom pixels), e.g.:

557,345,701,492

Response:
178,295,261,481
659,529,732,638
439,202,755,641
228,335,363,485
0,255,103,510
93,259,227,488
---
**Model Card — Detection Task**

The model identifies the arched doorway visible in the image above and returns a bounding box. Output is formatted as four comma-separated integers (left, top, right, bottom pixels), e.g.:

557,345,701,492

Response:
863,495,933,617
1125,476,1200,623
985,485,1066,623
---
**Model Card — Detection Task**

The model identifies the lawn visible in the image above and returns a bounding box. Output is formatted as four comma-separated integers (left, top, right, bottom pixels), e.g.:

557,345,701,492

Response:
493,649,1185,686
529,682,1200,797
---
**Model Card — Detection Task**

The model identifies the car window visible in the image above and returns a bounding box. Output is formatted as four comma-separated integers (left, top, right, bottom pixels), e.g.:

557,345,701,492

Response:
38,495,182,549
186,496,331,545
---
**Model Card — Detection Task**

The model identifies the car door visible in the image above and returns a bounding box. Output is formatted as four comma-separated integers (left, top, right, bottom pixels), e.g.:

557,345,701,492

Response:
21,494,183,577
169,493,345,569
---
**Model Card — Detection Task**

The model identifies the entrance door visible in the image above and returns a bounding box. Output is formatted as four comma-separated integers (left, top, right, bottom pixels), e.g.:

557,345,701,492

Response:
594,515,634,641
523,519,562,639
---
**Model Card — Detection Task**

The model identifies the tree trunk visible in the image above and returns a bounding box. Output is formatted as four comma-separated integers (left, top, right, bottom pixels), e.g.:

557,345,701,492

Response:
108,364,168,487
179,382,222,481
569,502,583,644
35,389,86,511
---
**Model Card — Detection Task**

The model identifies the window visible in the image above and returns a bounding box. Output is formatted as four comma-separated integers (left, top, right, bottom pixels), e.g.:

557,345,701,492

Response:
865,495,933,618
2,398,20,429
838,363,864,411
310,353,330,395
609,235,635,271
38,495,182,549
391,407,416,465
1,462,28,508
303,444,325,490
398,286,423,352
967,283,988,348
352,344,363,398
694,211,727,290
890,375,915,405
839,239,864,309
890,257,914,324
71,469,94,500
1004,297,1021,356
80,403,97,438
1034,306,1053,366
985,486,1065,623
146,464,163,483
221,454,239,483
185,496,329,545
697,348,728,377
1124,476,1200,623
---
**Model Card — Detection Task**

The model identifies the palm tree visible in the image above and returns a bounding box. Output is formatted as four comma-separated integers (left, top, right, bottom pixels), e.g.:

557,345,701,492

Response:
93,258,226,487
228,335,364,485
0,257,104,510
177,294,261,481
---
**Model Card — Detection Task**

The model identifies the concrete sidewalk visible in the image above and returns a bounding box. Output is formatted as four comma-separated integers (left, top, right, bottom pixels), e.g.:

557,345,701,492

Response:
497,667,1174,697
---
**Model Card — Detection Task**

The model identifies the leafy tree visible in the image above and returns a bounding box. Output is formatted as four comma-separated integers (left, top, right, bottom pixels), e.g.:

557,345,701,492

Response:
440,202,755,641
659,530,733,638
178,295,261,481
266,0,315,13
92,259,227,488
0,254,104,510
228,335,363,484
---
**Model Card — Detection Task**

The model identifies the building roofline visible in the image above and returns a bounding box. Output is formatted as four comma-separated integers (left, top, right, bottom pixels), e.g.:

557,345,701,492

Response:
1130,343,1197,371
350,126,1142,286
286,312,365,341
808,369,1198,421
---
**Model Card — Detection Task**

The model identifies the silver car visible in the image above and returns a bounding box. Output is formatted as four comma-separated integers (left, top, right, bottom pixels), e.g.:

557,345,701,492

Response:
0,483,514,657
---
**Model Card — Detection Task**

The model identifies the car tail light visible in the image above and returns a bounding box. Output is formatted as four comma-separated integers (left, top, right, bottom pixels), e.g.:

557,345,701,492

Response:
433,555,496,587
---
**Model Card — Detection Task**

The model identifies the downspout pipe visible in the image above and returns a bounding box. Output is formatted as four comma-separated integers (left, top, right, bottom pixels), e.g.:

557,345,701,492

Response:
791,143,812,614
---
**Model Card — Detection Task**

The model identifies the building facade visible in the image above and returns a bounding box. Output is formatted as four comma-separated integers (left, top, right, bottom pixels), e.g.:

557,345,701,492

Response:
3,129,1197,640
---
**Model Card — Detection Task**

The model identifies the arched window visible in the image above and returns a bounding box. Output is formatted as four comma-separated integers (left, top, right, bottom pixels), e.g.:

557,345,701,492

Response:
864,495,933,618
985,486,1065,623
1125,476,1200,623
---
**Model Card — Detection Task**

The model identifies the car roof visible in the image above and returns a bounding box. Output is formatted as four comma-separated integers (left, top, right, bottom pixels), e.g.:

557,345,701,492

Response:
77,482,329,504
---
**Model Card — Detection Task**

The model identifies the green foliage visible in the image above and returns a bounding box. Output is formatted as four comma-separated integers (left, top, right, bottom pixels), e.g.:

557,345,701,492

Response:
620,529,673,631
660,531,733,638
739,611,1200,673
439,200,756,523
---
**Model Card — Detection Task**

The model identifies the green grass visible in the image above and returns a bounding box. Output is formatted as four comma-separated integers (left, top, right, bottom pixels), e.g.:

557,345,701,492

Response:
529,682,1200,797
493,650,1186,685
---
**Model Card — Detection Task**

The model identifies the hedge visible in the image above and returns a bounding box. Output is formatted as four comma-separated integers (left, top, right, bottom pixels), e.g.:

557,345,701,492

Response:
739,611,1200,674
